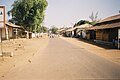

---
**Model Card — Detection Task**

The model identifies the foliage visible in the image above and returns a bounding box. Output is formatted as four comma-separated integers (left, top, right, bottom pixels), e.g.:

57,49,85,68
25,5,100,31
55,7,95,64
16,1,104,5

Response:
39,26,48,33
8,0,48,32
73,20,92,27
49,26,58,34
89,12,100,25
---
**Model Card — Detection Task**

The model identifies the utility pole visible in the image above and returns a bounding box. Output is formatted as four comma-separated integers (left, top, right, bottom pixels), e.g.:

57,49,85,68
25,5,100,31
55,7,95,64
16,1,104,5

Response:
0,6,6,56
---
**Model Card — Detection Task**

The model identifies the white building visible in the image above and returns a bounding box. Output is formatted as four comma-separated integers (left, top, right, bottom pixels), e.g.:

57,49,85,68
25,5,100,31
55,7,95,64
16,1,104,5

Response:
65,28,76,37
74,24,92,38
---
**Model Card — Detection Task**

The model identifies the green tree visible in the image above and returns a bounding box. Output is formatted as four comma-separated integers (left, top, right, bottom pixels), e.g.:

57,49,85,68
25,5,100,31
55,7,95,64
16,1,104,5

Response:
40,26,48,33
89,12,100,25
49,26,58,34
74,20,92,27
8,0,48,32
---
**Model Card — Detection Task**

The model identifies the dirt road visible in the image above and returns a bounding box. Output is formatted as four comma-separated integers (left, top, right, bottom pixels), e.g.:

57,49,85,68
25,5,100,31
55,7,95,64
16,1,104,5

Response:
0,36,49,78
0,37,120,80
61,37,120,64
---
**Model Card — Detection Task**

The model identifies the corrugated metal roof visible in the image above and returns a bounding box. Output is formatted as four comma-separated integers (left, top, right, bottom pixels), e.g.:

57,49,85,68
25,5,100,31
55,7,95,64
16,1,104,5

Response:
65,24,92,32
66,27,76,32
58,28,66,32
6,22,24,30
75,24,92,29
87,14,120,30
98,14,120,23
88,22,120,30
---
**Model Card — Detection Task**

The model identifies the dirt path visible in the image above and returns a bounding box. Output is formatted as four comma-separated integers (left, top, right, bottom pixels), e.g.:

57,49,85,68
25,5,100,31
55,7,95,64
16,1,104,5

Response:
0,36,49,77
61,37,120,65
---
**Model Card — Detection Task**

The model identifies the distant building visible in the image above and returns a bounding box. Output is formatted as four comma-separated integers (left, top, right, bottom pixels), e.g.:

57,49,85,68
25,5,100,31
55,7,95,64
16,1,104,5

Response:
74,24,92,38
57,28,66,36
65,28,75,37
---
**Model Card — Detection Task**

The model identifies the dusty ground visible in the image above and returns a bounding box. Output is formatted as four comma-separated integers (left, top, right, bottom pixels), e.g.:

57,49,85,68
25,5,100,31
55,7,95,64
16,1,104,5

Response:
61,37,120,65
0,35,49,77
0,36,120,78
0,37,120,80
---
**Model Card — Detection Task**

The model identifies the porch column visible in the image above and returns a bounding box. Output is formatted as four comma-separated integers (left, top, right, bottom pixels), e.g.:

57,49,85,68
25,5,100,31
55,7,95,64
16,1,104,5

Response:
15,29,18,39
0,29,2,42
5,26,9,40
118,29,120,49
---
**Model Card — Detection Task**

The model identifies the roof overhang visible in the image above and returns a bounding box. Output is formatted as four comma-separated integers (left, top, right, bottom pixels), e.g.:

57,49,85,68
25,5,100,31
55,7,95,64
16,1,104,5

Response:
88,22,120,30
6,22,25,30
66,27,76,32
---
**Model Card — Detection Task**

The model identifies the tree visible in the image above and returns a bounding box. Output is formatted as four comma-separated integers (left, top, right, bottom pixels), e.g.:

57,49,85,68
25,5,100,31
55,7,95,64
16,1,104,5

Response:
8,0,48,32
40,26,48,33
89,12,100,25
49,26,58,34
73,20,91,27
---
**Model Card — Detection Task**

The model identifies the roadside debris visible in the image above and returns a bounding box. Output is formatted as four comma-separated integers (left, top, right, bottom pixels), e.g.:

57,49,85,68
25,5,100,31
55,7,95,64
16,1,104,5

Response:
0,52,13,57
28,59,31,63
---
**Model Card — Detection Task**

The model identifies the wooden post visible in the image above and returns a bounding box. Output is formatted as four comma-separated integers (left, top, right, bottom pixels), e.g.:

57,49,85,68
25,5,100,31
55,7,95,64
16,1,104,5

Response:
15,28,18,39
0,29,2,56
0,29,2,43
118,29,120,49
0,6,6,56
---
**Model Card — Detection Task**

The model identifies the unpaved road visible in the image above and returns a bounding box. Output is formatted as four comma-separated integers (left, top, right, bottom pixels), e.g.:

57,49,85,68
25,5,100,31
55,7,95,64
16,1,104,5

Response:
1,38,120,80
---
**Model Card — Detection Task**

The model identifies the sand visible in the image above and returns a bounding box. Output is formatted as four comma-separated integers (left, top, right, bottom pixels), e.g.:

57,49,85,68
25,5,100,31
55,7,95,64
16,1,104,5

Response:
0,35,49,77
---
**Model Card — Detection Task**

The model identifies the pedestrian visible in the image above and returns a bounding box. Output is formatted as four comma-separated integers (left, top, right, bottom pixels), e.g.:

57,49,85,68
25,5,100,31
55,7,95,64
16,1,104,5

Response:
112,38,116,46
113,37,118,47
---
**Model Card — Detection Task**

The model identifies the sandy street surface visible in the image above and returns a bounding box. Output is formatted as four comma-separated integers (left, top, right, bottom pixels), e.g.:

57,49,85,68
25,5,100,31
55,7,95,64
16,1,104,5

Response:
61,37,120,64
0,36,120,80
0,36,49,77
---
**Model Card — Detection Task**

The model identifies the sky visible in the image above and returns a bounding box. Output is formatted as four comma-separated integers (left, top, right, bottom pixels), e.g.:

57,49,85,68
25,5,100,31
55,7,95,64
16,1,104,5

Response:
0,0,120,28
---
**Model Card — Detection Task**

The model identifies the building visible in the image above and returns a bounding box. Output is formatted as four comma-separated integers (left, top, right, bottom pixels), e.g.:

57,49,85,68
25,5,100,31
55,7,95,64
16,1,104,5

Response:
88,14,120,42
74,24,92,38
86,30,96,40
86,14,120,48
0,22,26,40
57,28,66,36
6,22,26,39
65,28,75,37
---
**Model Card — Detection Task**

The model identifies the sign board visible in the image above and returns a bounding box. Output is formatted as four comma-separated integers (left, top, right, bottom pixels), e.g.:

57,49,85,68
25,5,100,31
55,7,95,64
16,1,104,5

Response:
118,29,120,39
0,6,5,43
0,6,5,28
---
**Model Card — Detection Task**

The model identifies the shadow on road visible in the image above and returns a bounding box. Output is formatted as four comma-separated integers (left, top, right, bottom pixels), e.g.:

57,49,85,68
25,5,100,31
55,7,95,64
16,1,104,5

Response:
75,38,117,50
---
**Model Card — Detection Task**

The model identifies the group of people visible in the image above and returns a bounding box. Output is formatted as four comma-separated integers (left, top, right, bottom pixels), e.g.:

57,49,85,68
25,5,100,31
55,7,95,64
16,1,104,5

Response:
48,33,60,38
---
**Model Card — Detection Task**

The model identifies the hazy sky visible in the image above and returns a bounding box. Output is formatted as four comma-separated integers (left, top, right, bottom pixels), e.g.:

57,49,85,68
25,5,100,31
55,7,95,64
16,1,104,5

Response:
1,0,120,27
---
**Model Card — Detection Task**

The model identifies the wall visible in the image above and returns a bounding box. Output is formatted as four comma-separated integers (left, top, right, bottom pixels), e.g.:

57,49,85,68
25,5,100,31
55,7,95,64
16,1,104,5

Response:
96,30,103,40
8,27,13,38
